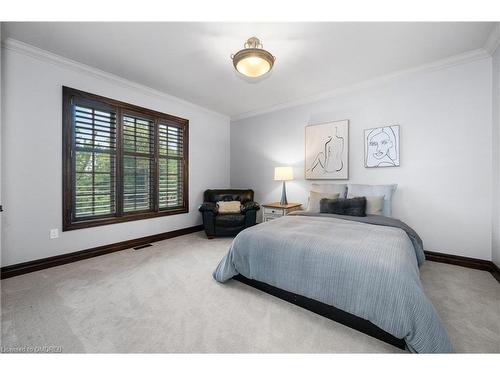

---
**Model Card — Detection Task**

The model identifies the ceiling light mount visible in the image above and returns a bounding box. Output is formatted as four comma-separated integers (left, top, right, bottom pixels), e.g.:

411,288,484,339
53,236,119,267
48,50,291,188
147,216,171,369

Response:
231,37,275,78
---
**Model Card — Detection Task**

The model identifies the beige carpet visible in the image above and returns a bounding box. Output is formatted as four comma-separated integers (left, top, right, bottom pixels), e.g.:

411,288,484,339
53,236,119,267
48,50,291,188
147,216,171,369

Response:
1,231,499,353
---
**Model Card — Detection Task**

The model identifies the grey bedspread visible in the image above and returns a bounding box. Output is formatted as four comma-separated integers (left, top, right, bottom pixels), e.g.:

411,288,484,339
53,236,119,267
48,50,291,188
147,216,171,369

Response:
213,212,453,353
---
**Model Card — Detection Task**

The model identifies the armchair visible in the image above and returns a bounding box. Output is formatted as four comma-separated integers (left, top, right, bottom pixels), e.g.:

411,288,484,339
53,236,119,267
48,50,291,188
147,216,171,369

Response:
199,189,260,238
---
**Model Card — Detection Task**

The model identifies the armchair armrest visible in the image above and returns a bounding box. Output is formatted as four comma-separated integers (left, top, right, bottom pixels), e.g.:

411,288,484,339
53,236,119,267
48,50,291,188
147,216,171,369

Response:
198,202,218,214
241,201,260,213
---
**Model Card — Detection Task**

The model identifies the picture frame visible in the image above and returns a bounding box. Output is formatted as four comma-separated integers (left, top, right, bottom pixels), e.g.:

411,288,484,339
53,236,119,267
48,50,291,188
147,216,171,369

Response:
364,125,400,168
305,120,349,180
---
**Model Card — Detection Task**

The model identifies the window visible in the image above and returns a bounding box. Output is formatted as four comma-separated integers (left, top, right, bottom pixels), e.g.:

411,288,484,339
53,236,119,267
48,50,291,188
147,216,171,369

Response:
158,123,185,209
63,87,189,231
122,114,155,213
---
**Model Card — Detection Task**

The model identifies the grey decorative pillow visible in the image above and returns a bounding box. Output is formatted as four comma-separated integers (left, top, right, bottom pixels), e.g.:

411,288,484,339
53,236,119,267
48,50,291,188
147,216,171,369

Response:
319,197,367,217
311,183,347,198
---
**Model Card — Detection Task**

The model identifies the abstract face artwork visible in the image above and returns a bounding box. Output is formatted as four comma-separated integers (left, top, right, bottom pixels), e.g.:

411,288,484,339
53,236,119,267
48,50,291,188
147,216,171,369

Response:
305,120,349,179
364,125,400,168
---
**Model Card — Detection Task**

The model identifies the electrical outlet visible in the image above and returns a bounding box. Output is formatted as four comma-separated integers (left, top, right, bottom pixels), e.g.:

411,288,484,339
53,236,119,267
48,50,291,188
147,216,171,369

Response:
50,228,59,239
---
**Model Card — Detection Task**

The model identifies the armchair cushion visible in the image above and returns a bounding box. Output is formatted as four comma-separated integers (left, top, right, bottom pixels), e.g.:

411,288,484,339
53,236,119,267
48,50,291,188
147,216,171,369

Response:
217,201,241,214
215,214,245,228
241,201,260,213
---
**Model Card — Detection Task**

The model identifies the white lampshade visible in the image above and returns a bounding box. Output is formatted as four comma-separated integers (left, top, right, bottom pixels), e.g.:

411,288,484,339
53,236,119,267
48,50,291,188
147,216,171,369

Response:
274,167,294,181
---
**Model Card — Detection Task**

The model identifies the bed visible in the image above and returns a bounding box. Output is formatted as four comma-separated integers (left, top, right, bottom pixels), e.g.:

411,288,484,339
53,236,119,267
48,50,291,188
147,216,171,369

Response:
213,211,453,353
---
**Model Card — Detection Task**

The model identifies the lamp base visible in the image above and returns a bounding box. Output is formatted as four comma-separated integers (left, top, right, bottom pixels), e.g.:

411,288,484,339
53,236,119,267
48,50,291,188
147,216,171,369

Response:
280,181,288,206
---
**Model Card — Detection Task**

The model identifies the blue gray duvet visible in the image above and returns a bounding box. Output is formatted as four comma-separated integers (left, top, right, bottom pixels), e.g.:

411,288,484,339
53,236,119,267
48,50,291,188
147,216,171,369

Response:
213,212,453,353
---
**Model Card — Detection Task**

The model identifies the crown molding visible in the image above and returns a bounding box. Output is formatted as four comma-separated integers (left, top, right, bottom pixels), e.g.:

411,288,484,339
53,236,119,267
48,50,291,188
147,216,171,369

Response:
1,38,230,121
484,22,500,55
3,37,492,124
231,48,491,122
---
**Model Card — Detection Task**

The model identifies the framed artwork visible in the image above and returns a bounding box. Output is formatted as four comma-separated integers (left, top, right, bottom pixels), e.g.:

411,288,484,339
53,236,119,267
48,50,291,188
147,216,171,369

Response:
305,120,349,180
364,125,400,168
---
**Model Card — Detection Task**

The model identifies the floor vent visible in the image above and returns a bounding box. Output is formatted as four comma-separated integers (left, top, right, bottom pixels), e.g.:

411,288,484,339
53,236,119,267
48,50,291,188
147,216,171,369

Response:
133,244,153,250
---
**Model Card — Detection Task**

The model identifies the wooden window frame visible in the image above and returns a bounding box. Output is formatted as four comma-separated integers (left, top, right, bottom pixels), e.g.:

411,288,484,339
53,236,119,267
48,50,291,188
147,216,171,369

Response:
62,86,189,231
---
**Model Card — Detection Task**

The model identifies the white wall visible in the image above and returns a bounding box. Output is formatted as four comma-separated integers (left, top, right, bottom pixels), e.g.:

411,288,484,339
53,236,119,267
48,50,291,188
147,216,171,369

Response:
1,44,230,266
492,46,500,267
231,58,493,260
0,25,3,264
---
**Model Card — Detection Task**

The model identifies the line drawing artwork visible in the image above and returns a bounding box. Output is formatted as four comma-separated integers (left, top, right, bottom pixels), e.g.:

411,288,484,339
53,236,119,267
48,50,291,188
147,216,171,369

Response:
364,125,400,168
307,126,344,173
305,120,349,180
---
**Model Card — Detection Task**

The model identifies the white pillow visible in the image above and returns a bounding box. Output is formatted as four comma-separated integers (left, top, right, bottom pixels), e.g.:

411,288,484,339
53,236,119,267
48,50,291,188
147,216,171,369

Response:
311,183,347,198
347,184,397,217
347,194,384,215
217,201,241,214
307,191,340,213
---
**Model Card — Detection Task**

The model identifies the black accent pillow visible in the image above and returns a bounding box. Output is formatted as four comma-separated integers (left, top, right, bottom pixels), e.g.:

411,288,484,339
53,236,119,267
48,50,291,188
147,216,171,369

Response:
319,197,367,217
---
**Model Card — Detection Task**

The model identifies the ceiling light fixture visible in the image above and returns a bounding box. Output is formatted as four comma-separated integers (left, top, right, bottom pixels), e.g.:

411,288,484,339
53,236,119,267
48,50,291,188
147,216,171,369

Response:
231,37,275,78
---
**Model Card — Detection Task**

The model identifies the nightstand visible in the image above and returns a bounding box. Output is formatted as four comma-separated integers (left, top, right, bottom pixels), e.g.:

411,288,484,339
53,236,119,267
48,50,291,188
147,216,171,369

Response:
262,202,302,222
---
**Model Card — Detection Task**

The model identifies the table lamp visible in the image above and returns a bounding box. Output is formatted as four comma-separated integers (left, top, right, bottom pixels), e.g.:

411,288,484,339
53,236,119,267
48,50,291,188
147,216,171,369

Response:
274,167,293,206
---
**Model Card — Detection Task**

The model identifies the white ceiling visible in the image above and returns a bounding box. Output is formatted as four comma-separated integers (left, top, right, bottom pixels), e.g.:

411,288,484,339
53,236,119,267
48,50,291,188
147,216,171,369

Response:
2,22,495,118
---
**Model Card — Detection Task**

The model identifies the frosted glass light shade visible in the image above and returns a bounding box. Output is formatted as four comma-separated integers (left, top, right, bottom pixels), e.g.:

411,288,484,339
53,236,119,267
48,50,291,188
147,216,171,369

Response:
231,37,275,78
274,167,293,181
236,56,271,77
